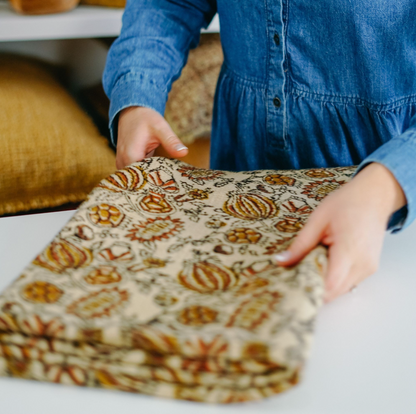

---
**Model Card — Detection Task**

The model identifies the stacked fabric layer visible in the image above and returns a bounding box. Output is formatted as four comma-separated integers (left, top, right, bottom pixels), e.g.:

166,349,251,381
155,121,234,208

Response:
0,157,357,403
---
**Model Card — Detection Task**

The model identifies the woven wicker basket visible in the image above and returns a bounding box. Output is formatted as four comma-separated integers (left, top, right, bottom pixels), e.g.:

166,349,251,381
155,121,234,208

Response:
9,0,79,14
79,0,125,7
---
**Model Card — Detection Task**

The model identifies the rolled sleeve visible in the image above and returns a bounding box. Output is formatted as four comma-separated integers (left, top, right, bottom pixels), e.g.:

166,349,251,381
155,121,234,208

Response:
102,0,217,148
351,125,416,234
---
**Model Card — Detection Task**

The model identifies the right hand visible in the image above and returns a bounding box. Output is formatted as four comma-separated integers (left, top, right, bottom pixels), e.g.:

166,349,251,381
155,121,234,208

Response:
116,106,188,169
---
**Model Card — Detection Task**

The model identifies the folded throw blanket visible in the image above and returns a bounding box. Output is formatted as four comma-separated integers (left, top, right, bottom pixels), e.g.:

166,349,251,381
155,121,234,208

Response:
0,157,357,403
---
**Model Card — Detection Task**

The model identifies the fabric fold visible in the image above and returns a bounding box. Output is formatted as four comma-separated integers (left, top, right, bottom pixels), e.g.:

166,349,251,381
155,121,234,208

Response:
0,157,357,403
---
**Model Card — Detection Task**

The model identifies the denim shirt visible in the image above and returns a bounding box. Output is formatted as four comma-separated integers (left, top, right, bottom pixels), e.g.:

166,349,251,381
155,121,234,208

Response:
102,0,416,234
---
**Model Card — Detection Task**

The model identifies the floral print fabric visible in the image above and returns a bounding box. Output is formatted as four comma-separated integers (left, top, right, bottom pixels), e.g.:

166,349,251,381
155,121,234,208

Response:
0,157,357,403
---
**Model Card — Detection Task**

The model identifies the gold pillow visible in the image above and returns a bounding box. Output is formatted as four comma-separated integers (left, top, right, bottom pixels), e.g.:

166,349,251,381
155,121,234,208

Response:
0,54,116,216
0,157,357,403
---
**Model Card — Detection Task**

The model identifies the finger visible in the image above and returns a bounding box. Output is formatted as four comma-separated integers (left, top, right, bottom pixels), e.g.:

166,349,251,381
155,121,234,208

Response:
323,242,353,303
275,212,327,266
156,123,188,157
325,268,359,303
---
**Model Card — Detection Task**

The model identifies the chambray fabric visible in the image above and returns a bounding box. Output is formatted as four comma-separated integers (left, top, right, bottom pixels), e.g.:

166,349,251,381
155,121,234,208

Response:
102,0,416,234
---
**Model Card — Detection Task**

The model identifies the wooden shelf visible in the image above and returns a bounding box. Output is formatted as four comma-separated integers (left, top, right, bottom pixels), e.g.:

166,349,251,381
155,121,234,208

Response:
0,2,219,42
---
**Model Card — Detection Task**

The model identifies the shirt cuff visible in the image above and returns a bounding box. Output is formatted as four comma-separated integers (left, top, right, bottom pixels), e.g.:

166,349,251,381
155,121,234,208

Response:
351,132,416,234
107,73,169,148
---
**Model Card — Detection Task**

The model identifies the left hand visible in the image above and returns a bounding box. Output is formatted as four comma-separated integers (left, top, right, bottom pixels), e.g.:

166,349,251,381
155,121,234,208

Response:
274,162,407,303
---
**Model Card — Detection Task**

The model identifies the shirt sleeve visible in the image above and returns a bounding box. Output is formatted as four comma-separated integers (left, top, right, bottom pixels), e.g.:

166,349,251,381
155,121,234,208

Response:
351,115,416,234
102,0,217,148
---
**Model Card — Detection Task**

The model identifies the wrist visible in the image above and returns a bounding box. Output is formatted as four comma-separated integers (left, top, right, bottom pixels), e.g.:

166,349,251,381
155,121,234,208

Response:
120,106,144,117
353,162,407,216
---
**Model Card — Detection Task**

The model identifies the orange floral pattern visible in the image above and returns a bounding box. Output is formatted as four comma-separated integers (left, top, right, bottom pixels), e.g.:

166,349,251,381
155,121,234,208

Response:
88,204,125,227
301,179,346,201
0,156,357,403
126,217,184,243
66,287,129,319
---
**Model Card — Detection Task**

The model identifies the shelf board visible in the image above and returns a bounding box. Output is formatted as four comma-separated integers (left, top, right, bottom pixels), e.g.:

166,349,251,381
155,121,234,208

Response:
0,3,219,42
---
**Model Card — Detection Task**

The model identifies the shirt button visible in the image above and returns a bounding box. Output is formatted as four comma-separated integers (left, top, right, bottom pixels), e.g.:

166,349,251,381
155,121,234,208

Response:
273,96,281,108
274,33,280,46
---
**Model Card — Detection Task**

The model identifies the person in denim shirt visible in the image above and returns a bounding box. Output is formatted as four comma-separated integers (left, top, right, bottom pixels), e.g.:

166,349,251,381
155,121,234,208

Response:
102,0,413,302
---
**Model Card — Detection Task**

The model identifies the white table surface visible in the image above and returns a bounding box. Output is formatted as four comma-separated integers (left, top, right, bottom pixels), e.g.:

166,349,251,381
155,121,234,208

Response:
0,210,415,414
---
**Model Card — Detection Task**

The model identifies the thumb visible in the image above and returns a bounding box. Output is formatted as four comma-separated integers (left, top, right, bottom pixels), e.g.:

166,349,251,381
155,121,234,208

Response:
157,123,188,158
274,214,326,266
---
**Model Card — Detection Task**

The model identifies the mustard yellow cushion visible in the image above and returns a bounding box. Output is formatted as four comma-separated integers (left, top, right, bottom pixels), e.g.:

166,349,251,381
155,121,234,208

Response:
0,53,116,216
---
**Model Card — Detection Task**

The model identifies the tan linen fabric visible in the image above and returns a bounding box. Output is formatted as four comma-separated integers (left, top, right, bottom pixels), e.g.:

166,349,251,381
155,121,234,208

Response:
0,54,116,216
0,157,357,403
164,34,223,145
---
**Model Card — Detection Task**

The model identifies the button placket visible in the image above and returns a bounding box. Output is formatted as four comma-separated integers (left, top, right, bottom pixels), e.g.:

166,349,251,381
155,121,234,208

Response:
265,0,287,151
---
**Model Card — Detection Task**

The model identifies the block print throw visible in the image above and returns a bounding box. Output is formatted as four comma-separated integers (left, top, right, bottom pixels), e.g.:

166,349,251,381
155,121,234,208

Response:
0,157,357,403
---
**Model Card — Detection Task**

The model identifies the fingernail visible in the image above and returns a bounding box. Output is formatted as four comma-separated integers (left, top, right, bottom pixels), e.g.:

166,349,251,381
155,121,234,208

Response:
275,251,292,262
174,144,188,152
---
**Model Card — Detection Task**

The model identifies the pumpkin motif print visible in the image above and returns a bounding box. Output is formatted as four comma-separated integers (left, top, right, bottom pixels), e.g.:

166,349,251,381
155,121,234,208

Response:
33,239,92,273
139,192,174,214
126,217,184,243
88,204,125,227
21,281,63,304
0,156,358,404
223,193,279,220
98,165,146,192
178,258,238,293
